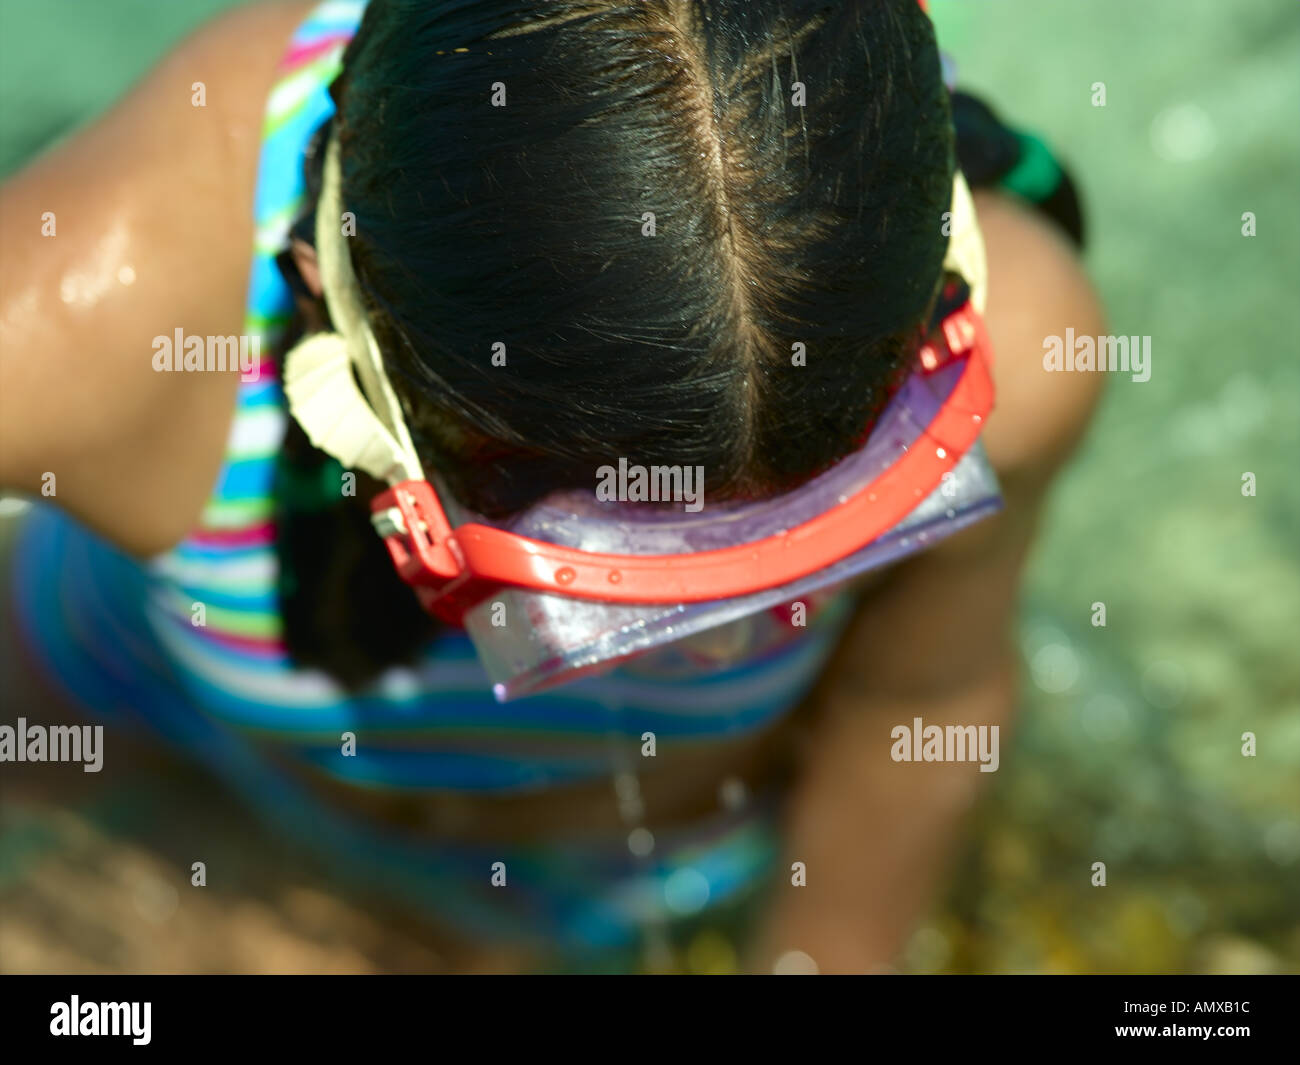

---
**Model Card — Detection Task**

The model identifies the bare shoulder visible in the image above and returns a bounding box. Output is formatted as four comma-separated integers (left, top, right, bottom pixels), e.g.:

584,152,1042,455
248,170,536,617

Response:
0,1,317,555
972,189,1108,491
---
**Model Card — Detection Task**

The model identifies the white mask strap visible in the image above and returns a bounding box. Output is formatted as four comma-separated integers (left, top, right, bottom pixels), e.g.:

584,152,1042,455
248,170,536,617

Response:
282,132,423,485
944,168,988,315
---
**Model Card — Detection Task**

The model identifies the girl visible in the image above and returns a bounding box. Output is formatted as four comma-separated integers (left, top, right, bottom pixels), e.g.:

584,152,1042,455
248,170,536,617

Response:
0,0,1106,973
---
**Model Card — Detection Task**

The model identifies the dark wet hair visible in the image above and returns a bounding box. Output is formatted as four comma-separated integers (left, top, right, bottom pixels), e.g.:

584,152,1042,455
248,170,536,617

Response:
276,0,955,686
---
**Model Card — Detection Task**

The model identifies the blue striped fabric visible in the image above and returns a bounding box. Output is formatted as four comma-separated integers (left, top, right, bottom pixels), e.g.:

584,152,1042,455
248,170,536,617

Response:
12,505,786,951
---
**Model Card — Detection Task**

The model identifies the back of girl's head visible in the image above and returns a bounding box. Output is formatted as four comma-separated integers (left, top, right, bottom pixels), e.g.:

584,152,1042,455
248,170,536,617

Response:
331,0,954,518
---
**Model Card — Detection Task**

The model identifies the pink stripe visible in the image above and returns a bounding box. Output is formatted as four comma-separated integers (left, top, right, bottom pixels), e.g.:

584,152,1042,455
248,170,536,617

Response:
277,33,352,73
199,628,288,657
242,358,279,381
188,523,277,548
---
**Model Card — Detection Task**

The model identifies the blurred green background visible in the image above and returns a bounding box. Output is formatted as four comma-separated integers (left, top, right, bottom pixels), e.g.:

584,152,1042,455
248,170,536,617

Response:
1,0,1296,973
927,0,1300,974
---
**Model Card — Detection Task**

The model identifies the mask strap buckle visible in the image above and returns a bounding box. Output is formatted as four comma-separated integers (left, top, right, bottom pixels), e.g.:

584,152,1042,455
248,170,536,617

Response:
372,480,492,623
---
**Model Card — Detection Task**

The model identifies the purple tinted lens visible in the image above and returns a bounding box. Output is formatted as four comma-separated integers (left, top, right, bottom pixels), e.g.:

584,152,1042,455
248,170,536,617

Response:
448,357,1000,700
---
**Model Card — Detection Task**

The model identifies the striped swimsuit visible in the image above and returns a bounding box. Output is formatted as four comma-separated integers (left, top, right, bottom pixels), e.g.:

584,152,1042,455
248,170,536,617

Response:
9,0,1084,961
10,0,859,958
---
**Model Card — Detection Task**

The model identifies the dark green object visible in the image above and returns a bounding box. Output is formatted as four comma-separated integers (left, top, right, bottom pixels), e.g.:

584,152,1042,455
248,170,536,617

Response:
277,455,348,512
1001,130,1066,204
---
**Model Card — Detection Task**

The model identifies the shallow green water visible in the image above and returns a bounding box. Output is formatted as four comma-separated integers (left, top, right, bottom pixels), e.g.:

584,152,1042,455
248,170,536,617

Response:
2,0,1296,972
924,0,1300,973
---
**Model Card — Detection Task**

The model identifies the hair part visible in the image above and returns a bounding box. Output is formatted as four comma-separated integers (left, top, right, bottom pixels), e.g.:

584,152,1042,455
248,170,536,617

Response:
330,0,954,517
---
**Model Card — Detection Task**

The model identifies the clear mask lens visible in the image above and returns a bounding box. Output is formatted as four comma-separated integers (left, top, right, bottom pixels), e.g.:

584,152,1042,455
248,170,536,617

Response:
449,355,1002,701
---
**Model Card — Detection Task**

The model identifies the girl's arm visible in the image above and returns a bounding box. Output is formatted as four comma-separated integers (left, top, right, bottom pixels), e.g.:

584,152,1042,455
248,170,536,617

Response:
0,1,313,555
749,190,1109,973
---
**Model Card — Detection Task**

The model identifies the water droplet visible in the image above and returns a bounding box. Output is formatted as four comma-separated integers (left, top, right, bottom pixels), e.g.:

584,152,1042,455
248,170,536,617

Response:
663,868,711,916
935,446,946,459
1150,102,1216,163
131,875,178,924
772,950,819,975
628,827,655,857
1030,642,1081,694
607,569,622,584
555,566,576,585
903,926,951,973
719,776,748,810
